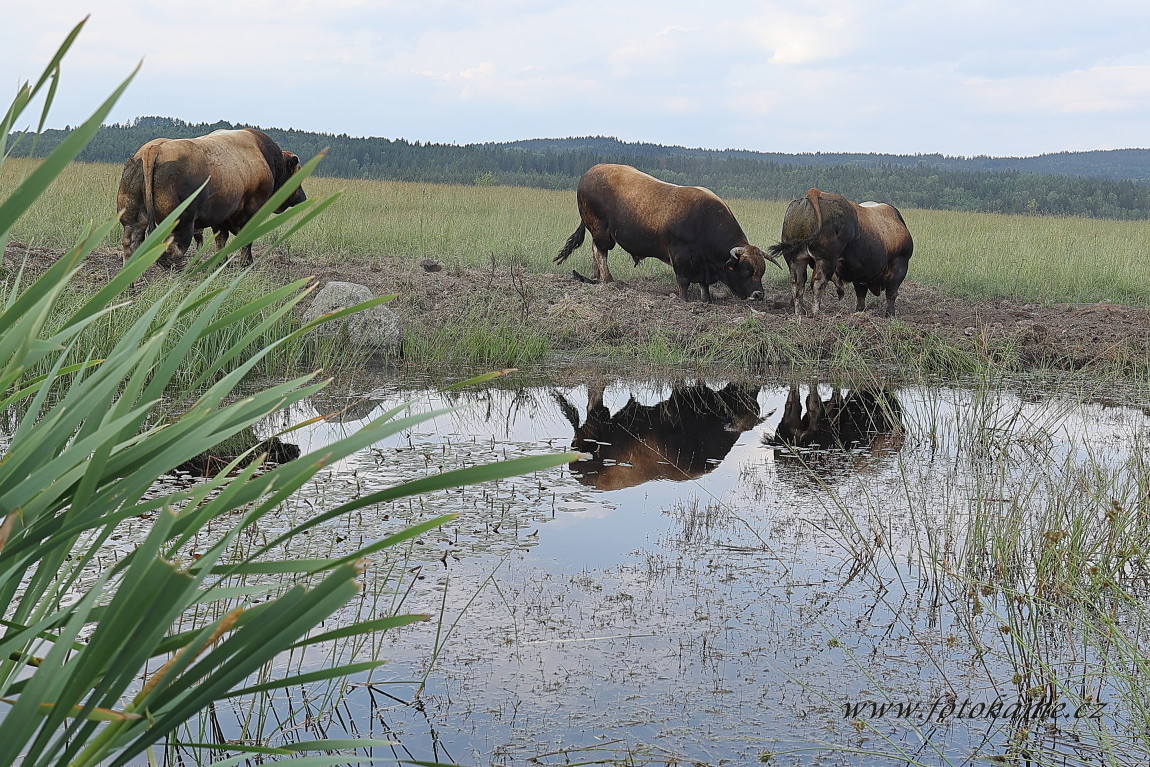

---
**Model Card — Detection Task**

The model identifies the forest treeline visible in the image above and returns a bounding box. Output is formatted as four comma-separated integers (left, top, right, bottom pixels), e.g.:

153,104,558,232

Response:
11,116,1150,220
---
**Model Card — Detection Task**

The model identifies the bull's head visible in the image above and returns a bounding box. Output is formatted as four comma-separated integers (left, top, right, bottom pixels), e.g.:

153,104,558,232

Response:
727,245,781,300
275,151,308,213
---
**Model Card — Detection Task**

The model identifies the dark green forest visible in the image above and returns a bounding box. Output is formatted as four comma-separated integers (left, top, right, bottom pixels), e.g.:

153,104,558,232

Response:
11,116,1150,219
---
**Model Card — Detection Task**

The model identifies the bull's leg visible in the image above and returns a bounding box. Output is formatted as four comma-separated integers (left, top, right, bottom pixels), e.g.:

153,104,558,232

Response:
787,258,808,316
833,272,847,300
160,220,196,268
214,229,230,251
882,257,910,317
854,282,869,312
779,384,803,439
120,225,146,264
590,241,614,283
802,383,824,443
668,248,703,301
586,379,609,423
883,288,899,317
675,274,693,301
697,259,712,302
811,262,830,315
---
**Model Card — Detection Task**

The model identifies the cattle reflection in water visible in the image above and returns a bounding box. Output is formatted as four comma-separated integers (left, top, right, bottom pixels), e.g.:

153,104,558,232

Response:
766,384,903,478
554,382,762,490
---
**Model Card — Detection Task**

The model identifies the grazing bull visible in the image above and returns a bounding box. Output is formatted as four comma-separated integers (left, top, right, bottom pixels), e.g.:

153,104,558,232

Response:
555,164,779,302
553,380,762,490
117,128,307,267
768,189,913,316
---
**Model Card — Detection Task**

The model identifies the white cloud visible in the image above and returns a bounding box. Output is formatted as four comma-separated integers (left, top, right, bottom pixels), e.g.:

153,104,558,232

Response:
5,1,1150,154
743,2,858,66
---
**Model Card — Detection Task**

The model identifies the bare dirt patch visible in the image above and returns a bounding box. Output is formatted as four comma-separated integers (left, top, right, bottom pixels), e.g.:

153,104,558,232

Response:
6,242,1150,374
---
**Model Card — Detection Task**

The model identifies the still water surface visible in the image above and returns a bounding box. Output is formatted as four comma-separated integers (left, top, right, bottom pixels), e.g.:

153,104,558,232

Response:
241,376,1149,765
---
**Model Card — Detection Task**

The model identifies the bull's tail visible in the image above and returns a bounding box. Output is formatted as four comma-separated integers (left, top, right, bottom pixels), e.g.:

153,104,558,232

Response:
555,221,586,264
768,188,825,263
141,144,159,234
767,240,810,263
805,188,823,235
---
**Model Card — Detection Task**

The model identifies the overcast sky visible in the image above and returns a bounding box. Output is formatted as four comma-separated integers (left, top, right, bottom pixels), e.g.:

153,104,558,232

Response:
4,2,1149,158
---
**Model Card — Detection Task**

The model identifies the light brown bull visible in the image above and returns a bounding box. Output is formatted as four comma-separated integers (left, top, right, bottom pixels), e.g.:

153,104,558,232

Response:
555,163,779,301
117,128,306,267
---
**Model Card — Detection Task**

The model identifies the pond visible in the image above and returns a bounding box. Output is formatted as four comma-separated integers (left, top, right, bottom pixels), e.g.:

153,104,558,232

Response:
210,374,1150,766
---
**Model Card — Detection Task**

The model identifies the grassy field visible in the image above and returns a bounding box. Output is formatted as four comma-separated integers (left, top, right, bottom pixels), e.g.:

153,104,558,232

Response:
4,158,1150,307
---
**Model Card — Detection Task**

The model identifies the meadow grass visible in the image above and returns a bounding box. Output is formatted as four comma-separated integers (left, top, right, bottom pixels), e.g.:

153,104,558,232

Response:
6,158,1150,307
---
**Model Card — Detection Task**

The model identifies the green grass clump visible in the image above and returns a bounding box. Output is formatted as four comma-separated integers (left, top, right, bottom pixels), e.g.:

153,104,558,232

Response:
405,318,551,368
3,270,379,392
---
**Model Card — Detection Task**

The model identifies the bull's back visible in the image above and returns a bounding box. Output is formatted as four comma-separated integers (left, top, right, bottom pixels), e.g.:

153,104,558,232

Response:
578,164,727,258
857,203,913,257
156,131,274,223
198,130,276,188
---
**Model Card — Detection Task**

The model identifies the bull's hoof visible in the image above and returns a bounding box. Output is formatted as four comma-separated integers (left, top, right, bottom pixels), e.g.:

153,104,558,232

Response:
572,270,599,284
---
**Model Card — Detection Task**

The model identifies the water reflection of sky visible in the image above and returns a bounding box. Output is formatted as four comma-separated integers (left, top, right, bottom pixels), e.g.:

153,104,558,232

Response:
248,378,1149,766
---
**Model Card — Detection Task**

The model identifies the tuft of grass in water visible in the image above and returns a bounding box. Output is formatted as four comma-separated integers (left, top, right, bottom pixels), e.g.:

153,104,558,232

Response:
403,312,551,368
686,315,804,368
802,379,1150,764
407,322,552,368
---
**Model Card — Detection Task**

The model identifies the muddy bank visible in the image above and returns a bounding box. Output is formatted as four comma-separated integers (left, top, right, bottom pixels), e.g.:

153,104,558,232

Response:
6,242,1150,374
273,251,1150,374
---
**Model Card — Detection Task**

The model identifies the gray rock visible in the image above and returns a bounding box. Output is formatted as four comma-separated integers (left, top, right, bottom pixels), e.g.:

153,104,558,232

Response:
303,281,402,355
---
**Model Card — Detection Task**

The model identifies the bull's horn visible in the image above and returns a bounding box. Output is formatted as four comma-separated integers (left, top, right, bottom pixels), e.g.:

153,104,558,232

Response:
732,245,783,269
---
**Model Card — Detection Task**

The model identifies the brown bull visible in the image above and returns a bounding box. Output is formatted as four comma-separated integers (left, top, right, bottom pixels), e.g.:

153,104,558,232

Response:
555,163,779,302
117,128,306,267
768,189,913,316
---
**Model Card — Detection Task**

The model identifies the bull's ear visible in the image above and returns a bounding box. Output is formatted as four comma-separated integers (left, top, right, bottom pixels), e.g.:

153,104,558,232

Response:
284,151,301,172
725,254,740,270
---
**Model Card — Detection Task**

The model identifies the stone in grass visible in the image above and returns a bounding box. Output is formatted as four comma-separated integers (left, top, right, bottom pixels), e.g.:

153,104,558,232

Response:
303,281,402,356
